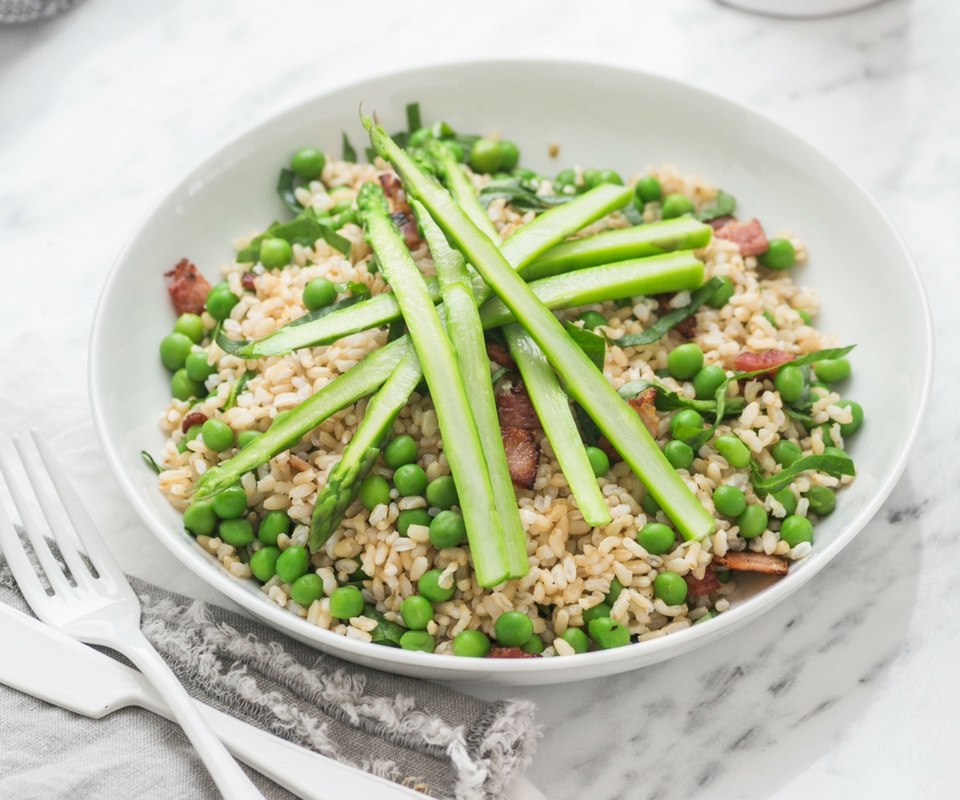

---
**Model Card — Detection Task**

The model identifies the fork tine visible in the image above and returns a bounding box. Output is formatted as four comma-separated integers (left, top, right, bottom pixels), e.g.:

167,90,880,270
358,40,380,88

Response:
0,485,58,611
29,430,125,588
0,446,76,600
13,434,99,592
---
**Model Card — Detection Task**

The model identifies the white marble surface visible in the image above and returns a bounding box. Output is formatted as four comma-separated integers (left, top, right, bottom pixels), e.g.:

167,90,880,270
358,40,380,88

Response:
0,0,956,797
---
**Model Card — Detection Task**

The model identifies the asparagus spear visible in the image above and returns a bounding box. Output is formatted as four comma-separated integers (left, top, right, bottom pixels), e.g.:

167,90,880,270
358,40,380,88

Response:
308,348,422,551
366,117,716,542
414,201,529,578
358,182,511,587
519,217,713,281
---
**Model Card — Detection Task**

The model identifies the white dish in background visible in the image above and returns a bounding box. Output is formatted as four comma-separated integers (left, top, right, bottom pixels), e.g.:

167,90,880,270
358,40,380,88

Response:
716,0,885,17
89,60,932,685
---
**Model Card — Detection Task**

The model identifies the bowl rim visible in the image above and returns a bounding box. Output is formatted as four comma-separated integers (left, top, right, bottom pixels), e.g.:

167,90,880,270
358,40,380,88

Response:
89,57,934,679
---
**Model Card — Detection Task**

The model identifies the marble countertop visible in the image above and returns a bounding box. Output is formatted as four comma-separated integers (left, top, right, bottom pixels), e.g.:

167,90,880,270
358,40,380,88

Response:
1,0,956,797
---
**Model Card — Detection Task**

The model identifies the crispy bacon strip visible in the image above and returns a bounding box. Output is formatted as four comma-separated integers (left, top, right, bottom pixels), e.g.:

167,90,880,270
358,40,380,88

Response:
714,218,768,257
501,426,539,489
496,388,540,430
485,339,516,370
181,411,207,434
486,646,541,659
683,565,721,596
379,174,422,249
628,388,659,439
712,551,789,576
733,349,794,375
708,214,737,231
164,258,210,316
241,271,257,292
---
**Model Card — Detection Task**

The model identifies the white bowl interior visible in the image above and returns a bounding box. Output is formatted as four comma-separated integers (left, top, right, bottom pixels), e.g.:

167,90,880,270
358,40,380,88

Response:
90,61,931,684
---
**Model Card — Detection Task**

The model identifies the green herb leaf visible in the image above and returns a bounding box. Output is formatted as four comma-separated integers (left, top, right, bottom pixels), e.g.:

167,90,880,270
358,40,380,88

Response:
276,168,303,214
237,212,352,263
490,366,509,385
363,603,405,647
564,321,606,371
365,147,377,164
286,295,363,329
140,450,164,474
453,133,480,156
621,202,644,226
406,101,421,133
617,378,745,417
342,132,357,163
574,402,603,447
613,276,724,347
694,189,736,222
392,131,410,150
733,345,856,381
478,177,574,212
750,453,856,496
783,406,817,428
223,369,257,411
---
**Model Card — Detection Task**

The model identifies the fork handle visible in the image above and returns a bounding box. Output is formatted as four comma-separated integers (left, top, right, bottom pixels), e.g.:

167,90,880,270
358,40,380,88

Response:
113,628,267,800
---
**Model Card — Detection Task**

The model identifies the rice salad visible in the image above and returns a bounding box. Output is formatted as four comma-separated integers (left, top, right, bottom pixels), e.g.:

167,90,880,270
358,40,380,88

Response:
152,112,860,659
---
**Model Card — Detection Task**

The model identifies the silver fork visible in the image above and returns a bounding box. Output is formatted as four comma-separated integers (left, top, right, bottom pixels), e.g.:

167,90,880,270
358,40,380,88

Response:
0,431,266,800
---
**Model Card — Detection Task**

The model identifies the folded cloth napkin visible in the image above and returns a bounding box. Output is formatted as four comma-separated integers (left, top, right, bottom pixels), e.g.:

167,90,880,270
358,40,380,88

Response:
0,0,81,24
0,549,538,800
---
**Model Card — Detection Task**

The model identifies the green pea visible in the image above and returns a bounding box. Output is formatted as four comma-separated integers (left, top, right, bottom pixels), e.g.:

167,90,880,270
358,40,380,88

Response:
581,168,600,191
452,629,490,657
182,500,217,537
183,351,215,384
664,440,695,471
667,343,704,381
425,475,458,509
469,139,501,174
493,610,533,647
582,603,611,623
637,522,676,555
554,168,576,188
249,546,281,582
805,486,836,516
237,429,262,449
205,285,239,321
429,510,466,549
713,434,750,468
174,313,204,344
522,634,545,654
585,446,610,478
706,276,735,309
560,627,589,654
384,435,417,468
653,571,688,606
219,518,254,547
394,464,428,497
661,193,694,219
257,510,291,545
397,508,431,536
605,577,626,607
774,365,805,404
211,485,246,519
498,141,520,172
587,617,630,649
780,515,813,547
290,573,324,607
399,631,436,652
713,485,746,517
759,238,795,270
302,277,337,311
358,474,391,511
773,487,798,517
160,332,194,371
201,419,234,452
400,595,434,630
177,423,203,453
418,569,455,603
259,238,292,270
171,369,203,401
836,400,863,437
736,504,768,538
276,545,310,584
634,175,662,204
771,440,802,468
328,585,363,618
640,493,661,517
597,169,623,186
290,146,325,180
812,357,850,384
670,408,704,441
693,364,726,401
578,310,607,331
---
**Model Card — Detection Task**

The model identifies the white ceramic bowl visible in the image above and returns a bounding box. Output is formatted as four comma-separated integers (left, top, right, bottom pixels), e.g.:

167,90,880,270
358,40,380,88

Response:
90,60,932,685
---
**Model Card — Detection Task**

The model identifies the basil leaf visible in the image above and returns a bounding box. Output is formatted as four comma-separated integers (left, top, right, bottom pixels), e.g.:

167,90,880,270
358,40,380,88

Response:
732,345,856,381
238,214,352,262
224,369,257,411
618,378,745,417
490,366,509,385
392,130,410,150
286,295,363,329
406,101,421,133
613,277,723,347
215,324,248,356
342,132,357,163
783,406,817,428
276,168,303,214
140,451,164,474
694,190,736,222
564,321,606,371
453,133,480,154
621,202,643,226
478,177,573,212
574,402,603,447
363,603,405,647
750,453,856,496
365,146,377,164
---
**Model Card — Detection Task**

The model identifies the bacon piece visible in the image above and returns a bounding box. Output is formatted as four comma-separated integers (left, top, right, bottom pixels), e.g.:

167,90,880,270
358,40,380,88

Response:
712,551,789,576
627,388,660,439
181,411,207,434
379,174,422,249
241,271,257,292
733,349,794,375
683,565,721,596
486,646,541,659
164,258,211,316
707,214,736,231
496,388,540,430
501,426,539,489
714,218,768,257
485,339,515,370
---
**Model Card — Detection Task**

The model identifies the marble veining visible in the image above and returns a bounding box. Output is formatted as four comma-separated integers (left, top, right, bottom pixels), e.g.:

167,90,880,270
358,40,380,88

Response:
1,0,956,797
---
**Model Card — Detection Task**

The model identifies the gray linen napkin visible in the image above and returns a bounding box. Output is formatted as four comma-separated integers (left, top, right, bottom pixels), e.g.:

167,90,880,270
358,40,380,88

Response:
0,551,538,799
0,0,80,24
